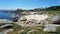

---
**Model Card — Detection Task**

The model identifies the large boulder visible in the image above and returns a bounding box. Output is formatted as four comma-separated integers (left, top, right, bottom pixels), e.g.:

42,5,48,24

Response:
50,14,60,24
17,14,49,27
0,24,14,29
43,24,57,32
51,14,60,22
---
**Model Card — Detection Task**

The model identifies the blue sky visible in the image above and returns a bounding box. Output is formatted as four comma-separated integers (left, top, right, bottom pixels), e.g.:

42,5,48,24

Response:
0,0,60,10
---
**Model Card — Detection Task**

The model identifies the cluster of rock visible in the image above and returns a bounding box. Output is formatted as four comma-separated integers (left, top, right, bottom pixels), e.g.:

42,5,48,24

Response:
0,14,59,34
0,19,14,29
20,11,46,15
17,14,49,27
0,19,14,34
17,14,60,33
43,14,60,33
12,14,19,22
0,29,14,34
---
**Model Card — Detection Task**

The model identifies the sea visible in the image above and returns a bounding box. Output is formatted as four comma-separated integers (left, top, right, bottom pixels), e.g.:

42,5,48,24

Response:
0,11,14,20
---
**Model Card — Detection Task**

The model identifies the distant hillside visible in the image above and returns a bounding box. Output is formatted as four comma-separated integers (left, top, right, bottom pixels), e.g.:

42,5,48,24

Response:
45,6,60,11
31,6,60,11
3,6,60,14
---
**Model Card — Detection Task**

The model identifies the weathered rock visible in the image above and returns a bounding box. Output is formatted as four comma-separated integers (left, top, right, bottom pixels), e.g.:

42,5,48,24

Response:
51,14,60,22
0,24,14,29
50,14,60,24
0,29,14,34
43,24,57,32
17,14,49,27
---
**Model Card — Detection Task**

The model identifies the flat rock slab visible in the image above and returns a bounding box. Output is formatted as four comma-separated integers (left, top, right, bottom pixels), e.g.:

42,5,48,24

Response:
43,24,58,32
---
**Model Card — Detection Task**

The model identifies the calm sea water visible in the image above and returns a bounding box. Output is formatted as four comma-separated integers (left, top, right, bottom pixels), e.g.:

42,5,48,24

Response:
0,11,14,20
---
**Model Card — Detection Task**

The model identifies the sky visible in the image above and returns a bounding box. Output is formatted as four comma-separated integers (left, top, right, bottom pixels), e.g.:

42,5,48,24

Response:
0,0,60,10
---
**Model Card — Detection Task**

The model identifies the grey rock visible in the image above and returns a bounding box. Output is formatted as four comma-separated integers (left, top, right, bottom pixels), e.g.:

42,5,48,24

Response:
43,24,57,32
50,14,60,24
51,14,60,22
0,29,14,34
17,14,49,27
0,24,14,29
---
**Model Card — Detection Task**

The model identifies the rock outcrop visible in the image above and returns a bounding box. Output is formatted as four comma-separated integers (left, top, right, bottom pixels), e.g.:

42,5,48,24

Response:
17,14,49,27
50,14,60,24
43,24,57,32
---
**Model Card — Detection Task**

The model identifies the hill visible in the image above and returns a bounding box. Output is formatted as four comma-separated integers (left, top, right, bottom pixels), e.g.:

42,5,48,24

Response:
45,6,60,11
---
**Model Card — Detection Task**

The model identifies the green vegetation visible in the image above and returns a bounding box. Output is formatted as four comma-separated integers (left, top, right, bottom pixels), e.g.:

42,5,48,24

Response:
0,22,60,34
0,6,60,34
45,6,60,11
4,6,60,14
47,11,60,17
